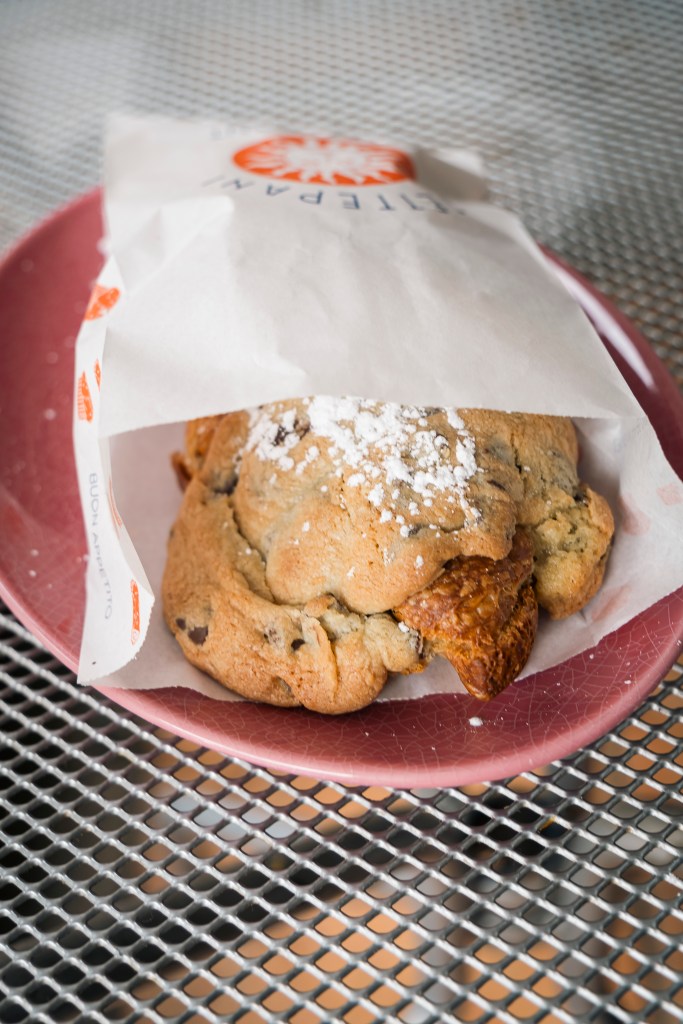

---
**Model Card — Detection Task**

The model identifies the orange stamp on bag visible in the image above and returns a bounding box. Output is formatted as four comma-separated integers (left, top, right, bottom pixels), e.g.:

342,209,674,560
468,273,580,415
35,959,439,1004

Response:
131,580,140,645
233,135,414,187
76,371,94,422
85,284,120,321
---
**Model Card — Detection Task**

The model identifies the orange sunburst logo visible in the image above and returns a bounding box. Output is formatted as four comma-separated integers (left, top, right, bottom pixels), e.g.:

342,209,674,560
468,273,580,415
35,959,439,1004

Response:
233,135,414,186
85,284,120,321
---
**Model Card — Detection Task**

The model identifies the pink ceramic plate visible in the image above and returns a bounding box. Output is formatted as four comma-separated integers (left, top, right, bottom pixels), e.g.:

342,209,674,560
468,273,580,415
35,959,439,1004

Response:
1,192,682,787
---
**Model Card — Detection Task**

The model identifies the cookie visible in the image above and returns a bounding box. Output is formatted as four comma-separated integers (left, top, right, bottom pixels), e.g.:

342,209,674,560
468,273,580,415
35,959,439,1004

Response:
162,397,614,712
162,471,423,714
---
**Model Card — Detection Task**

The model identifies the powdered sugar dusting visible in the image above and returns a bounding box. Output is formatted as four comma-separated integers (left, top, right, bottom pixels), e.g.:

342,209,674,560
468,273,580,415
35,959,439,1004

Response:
246,397,479,522
247,406,302,468
368,483,385,507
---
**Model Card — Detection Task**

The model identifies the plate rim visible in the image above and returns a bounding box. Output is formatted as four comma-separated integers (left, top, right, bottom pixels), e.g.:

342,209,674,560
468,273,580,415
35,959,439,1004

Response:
1,189,682,787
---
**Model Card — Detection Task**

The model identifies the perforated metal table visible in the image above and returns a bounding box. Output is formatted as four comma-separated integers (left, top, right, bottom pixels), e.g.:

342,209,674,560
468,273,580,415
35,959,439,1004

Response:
1,3,682,1022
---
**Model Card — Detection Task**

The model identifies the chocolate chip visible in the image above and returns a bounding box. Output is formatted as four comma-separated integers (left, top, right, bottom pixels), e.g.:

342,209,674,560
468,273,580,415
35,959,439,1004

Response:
175,618,186,630
291,638,305,651
294,417,311,439
213,473,238,496
273,418,310,448
263,625,280,644
489,479,506,491
188,625,208,645
407,525,421,537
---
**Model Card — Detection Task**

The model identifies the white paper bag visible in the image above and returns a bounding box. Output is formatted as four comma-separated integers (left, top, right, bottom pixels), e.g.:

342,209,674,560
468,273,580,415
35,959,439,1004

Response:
73,117,683,703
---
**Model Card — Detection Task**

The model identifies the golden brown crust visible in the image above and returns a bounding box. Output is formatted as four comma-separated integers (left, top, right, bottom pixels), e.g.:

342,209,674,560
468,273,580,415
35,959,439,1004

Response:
163,400,614,711
172,416,224,492
162,475,424,715
394,529,538,701
526,485,614,618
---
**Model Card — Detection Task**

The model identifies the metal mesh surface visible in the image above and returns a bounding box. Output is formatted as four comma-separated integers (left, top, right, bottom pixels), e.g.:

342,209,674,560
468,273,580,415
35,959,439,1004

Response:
1,2,682,1022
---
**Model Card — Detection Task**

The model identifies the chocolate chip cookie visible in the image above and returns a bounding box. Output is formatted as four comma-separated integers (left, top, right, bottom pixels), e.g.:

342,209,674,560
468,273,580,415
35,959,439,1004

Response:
162,398,613,712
